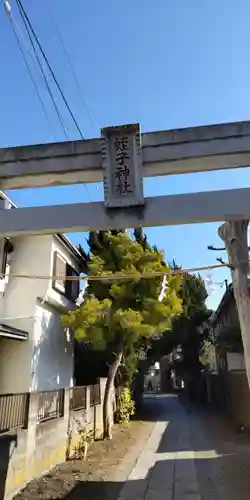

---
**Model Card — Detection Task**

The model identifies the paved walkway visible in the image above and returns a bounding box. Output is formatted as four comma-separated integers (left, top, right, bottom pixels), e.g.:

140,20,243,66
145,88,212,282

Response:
117,394,250,500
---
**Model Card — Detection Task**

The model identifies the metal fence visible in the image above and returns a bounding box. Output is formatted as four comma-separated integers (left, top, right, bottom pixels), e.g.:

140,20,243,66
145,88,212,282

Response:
37,389,64,423
0,392,29,434
90,383,101,407
0,383,100,433
70,386,87,411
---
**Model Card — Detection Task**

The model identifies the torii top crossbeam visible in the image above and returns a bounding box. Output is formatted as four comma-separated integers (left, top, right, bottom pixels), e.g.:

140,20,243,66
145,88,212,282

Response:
0,120,250,237
1,120,250,190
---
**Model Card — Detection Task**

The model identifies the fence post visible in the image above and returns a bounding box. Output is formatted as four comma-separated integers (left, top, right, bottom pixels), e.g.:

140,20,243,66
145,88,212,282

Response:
26,392,39,457
95,378,108,438
99,377,115,418
63,388,70,424
93,404,96,440
85,386,91,423
61,389,66,417
23,393,31,429
99,378,107,404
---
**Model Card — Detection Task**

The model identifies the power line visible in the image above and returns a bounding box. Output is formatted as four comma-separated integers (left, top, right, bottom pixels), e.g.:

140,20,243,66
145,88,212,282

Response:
0,263,227,282
3,0,66,139
13,0,92,201
15,0,92,201
16,0,84,140
43,0,95,132
14,0,69,140
41,1,94,201
3,1,56,139
6,5,65,140
12,27,55,139
10,16,65,141
42,0,96,202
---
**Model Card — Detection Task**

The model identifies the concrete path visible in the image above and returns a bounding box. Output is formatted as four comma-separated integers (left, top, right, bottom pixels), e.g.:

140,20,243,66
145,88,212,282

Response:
118,395,201,500
117,394,250,500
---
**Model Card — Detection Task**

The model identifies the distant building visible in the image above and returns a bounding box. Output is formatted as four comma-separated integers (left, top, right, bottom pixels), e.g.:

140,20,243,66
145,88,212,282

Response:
208,283,250,429
210,283,245,376
144,363,160,391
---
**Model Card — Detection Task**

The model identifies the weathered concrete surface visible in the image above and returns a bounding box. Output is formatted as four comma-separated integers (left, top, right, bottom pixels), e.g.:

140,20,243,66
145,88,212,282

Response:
1,120,250,189
1,187,250,237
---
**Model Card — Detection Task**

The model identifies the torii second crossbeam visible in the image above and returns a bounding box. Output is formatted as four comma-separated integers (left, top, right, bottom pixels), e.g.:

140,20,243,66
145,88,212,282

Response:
0,188,249,237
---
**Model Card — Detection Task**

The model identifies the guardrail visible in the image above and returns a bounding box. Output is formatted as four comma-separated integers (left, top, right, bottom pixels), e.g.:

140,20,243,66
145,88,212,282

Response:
90,383,101,407
37,389,64,423
0,392,29,434
70,386,87,411
0,382,101,434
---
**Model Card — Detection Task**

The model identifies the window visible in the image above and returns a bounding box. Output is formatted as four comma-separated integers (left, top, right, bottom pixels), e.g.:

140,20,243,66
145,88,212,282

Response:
52,252,80,301
66,264,80,301
52,252,67,294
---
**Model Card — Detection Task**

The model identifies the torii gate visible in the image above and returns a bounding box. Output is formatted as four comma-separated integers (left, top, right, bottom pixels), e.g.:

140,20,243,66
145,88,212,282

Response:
0,120,250,388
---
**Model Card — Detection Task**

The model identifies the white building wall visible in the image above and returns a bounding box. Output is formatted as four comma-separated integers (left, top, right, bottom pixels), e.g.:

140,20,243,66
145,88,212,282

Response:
0,235,52,393
31,236,79,391
0,331,33,393
2,234,52,319
0,234,79,394
31,302,74,392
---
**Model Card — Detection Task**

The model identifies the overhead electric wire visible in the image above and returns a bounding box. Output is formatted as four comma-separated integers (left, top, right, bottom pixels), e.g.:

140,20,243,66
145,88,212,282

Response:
15,0,92,201
3,2,56,139
0,263,227,282
14,0,69,140
43,0,95,132
16,0,84,140
44,0,95,201
3,0,66,139
42,0,94,201
42,0,94,202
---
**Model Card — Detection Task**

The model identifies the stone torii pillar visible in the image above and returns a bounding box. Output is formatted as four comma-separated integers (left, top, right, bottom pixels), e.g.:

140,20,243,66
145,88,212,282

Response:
218,220,250,389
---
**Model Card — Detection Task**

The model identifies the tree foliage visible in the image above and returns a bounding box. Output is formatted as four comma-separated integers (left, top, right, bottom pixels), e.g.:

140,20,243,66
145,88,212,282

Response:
63,230,182,355
149,265,211,376
63,229,183,437
173,271,211,375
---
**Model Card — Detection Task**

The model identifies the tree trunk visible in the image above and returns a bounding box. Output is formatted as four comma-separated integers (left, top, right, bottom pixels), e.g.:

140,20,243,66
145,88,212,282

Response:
103,349,123,439
218,220,250,389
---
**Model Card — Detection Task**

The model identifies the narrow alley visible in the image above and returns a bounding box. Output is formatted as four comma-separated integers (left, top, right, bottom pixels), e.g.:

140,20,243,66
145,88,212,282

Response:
118,394,250,500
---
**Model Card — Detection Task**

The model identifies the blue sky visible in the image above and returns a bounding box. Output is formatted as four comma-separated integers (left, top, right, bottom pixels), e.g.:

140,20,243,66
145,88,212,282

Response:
1,0,250,309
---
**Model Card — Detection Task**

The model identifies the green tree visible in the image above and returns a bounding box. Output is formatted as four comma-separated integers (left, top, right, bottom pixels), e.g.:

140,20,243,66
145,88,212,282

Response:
174,272,211,382
63,230,182,438
149,267,211,378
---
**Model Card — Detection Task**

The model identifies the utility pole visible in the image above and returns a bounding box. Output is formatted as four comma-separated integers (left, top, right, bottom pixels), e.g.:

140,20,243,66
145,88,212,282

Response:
218,220,250,389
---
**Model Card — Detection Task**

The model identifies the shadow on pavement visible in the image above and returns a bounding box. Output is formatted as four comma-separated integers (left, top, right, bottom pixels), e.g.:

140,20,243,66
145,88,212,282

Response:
134,393,177,422
56,462,155,500
152,394,250,500
55,480,124,500
55,478,152,500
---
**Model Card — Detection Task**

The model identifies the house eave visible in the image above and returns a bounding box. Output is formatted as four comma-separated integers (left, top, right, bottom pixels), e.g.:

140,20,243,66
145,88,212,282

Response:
55,234,86,269
0,323,28,340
